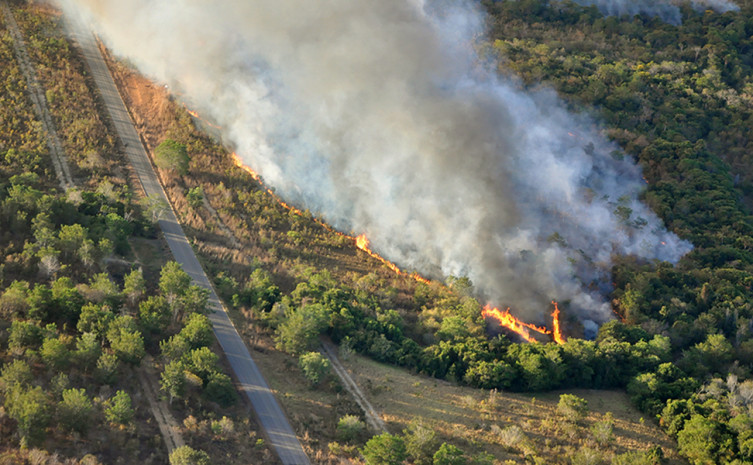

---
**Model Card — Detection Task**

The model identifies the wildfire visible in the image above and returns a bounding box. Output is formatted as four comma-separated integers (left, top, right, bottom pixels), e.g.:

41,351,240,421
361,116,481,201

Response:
551,301,565,344
231,152,260,181
482,302,566,344
355,234,403,275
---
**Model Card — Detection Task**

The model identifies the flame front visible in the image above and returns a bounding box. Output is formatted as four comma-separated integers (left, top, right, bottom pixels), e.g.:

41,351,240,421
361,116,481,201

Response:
551,301,565,344
483,302,567,344
482,305,538,343
355,234,403,275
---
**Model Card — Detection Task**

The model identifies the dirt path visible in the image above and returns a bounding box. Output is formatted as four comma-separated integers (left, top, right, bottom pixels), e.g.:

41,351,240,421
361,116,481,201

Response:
0,1,74,191
136,355,186,454
320,340,386,433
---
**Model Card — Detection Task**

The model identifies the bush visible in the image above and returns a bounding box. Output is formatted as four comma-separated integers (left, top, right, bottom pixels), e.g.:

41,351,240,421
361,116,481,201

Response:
169,446,210,465
361,433,407,465
155,139,189,175
336,415,366,443
557,393,588,423
299,351,331,386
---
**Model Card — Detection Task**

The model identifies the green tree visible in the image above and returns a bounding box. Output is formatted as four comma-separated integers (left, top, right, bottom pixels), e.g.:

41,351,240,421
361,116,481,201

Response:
677,414,733,465
123,268,146,307
40,337,70,371
404,420,438,465
107,318,145,365
557,393,588,423
187,346,219,380
95,352,120,385
139,295,171,334
336,415,366,443
186,186,204,209
5,386,51,446
161,360,187,404
0,359,32,394
433,443,467,465
275,303,329,355
77,303,114,339
155,139,189,175
298,351,331,386
160,261,191,312
361,433,407,465
169,445,211,465
179,313,213,349
58,388,93,434
104,390,134,426
204,372,237,407
75,332,101,372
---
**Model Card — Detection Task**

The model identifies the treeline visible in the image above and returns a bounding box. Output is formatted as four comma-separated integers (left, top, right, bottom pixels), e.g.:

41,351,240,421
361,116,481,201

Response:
475,1,753,464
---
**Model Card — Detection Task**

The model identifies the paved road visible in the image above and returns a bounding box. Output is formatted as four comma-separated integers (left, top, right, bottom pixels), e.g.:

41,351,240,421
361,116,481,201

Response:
66,18,310,465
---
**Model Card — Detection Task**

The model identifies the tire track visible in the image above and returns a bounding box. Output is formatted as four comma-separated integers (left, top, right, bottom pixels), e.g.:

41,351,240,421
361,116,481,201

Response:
320,340,387,433
136,355,186,454
0,1,74,191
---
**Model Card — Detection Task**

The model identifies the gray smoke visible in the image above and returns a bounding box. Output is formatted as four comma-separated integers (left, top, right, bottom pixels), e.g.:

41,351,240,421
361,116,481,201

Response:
58,0,691,323
566,0,739,25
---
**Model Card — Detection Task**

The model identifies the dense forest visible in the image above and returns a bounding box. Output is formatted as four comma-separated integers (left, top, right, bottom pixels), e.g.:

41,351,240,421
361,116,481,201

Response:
3,0,753,464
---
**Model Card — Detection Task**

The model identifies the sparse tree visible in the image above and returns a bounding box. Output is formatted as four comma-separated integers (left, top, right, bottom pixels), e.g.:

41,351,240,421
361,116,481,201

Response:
336,415,366,443
433,443,467,465
361,433,407,465
299,351,331,386
155,139,189,175
58,388,93,434
169,445,210,465
557,393,589,423
104,390,134,426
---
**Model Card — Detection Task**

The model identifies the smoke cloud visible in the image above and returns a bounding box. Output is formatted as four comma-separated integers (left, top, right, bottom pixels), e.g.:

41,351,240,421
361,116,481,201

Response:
566,0,739,25
58,0,691,323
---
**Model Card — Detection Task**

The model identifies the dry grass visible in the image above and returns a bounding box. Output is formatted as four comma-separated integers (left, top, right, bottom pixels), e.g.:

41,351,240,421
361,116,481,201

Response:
329,353,684,464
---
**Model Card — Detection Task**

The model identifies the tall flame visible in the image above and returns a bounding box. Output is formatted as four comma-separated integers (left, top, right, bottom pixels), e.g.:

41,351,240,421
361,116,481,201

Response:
551,301,565,344
482,305,538,343
482,302,566,344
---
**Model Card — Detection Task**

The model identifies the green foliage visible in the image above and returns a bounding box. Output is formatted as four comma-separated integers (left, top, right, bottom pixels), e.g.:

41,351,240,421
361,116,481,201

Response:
161,360,187,404
40,336,70,371
179,313,214,349
557,394,588,423
5,386,51,445
361,433,407,465
0,360,33,394
169,446,211,465
204,372,237,407
336,415,366,443
433,443,467,465
104,390,134,426
298,351,331,386
186,186,204,209
58,388,93,434
404,420,438,465
95,352,120,385
155,139,189,175
275,303,328,355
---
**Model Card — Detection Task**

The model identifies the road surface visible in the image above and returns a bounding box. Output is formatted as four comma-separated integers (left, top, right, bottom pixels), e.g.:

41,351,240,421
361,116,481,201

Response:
65,17,310,465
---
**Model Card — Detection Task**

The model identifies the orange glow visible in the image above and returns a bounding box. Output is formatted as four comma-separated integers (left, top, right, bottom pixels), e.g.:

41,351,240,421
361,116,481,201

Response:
482,305,538,343
355,234,402,275
483,302,567,344
231,152,260,181
184,105,223,129
551,301,565,344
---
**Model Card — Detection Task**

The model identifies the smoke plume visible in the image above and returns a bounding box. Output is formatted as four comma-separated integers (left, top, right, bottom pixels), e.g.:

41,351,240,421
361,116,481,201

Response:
58,0,691,323
566,0,739,25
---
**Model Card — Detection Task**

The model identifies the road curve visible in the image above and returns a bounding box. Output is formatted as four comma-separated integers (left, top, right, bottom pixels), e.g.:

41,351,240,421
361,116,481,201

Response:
65,17,310,465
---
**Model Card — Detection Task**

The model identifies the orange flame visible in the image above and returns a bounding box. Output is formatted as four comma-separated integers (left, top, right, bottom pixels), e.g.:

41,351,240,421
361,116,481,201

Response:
184,105,223,129
551,301,565,344
482,305,538,343
231,152,260,181
483,302,566,344
355,234,403,275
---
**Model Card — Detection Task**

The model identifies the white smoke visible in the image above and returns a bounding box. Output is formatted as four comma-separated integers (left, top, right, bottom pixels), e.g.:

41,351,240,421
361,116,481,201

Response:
566,0,739,25
58,0,692,323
